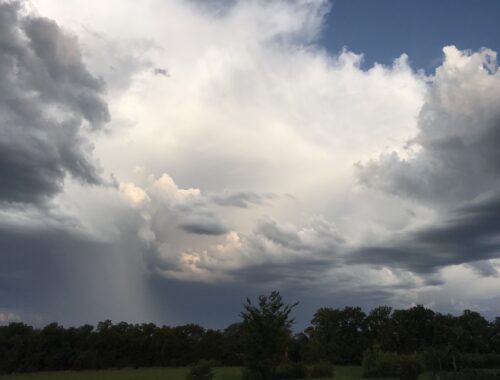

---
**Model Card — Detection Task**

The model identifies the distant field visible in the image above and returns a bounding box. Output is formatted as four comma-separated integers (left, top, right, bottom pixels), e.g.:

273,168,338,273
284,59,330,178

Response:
0,366,403,380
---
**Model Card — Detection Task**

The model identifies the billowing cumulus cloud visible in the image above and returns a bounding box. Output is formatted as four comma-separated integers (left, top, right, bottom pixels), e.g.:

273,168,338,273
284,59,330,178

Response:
358,46,500,206
353,45,500,289
0,0,109,205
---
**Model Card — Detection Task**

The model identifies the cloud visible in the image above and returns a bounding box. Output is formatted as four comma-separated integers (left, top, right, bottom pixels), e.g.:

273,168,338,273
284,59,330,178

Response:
0,0,109,205
121,173,229,236
467,260,498,278
24,0,427,307
350,45,500,289
8,0,500,325
0,212,154,325
349,191,500,274
357,46,500,206
145,213,344,283
210,190,274,208
153,67,169,77
178,216,228,236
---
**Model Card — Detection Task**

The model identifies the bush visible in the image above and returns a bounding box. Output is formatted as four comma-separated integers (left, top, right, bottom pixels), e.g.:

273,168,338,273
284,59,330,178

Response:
423,347,461,373
309,360,334,378
243,359,276,380
362,345,400,378
397,356,423,380
460,354,500,370
362,345,423,380
439,369,500,380
274,361,308,379
186,360,215,380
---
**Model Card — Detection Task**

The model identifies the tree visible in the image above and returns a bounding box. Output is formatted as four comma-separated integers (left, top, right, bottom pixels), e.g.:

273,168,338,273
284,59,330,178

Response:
391,306,435,354
240,291,298,380
365,306,393,350
307,306,367,364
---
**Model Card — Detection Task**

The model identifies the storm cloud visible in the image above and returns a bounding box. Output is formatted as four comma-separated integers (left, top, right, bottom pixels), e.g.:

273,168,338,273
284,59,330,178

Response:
358,46,500,206
0,0,109,205
2,0,500,327
350,192,500,274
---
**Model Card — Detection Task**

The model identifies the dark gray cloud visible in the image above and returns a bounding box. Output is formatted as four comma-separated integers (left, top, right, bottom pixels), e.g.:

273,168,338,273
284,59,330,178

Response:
0,1,109,205
254,216,344,254
178,216,228,235
211,191,265,208
349,192,500,274
153,67,169,77
0,218,153,326
466,260,498,278
357,47,500,206
256,217,304,249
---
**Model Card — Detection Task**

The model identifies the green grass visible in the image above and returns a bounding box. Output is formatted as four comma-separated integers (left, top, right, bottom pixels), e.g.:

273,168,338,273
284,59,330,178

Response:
334,366,396,380
0,367,240,380
0,366,397,380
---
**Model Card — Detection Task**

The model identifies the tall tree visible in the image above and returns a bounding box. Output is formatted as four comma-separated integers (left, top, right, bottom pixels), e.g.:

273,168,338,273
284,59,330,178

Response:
365,306,393,350
307,306,367,364
240,291,298,380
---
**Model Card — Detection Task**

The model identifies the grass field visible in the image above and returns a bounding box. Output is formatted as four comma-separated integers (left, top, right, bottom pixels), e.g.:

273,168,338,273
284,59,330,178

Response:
0,366,390,380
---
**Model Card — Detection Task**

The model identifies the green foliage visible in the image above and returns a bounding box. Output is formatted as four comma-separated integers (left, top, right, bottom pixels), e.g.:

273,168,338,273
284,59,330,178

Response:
362,345,422,380
423,346,461,373
362,345,399,378
439,369,500,380
309,360,335,378
364,307,393,352
274,361,308,379
2,302,500,374
0,366,365,380
396,356,423,380
240,291,298,380
0,321,238,374
460,353,500,369
0,367,241,380
186,360,215,380
306,307,367,364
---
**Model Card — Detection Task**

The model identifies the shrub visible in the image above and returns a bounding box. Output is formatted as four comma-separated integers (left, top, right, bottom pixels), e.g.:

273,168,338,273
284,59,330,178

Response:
243,359,276,380
397,356,424,380
362,345,400,378
439,369,500,380
309,360,334,378
423,347,462,373
274,361,308,379
186,360,215,380
362,345,423,380
460,354,500,370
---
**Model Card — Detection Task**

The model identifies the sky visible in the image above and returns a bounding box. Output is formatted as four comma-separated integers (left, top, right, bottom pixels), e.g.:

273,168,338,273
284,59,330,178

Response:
1,0,500,329
322,0,500,71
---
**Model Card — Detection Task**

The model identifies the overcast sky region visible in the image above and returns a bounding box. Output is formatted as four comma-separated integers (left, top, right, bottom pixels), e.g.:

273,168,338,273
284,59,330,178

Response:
1,0,500,329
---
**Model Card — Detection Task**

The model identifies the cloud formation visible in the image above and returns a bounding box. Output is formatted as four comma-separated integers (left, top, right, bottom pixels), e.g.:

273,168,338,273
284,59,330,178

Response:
350,192,500,274
2,0,500,325
351,45,500,292
0,0,109,205
358,46,500,206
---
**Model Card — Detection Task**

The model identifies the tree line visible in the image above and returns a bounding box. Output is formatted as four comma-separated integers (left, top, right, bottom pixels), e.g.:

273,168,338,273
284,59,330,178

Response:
1,299,500,374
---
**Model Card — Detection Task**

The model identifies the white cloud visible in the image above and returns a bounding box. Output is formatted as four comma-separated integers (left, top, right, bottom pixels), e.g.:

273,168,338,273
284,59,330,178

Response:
28,0,427,282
